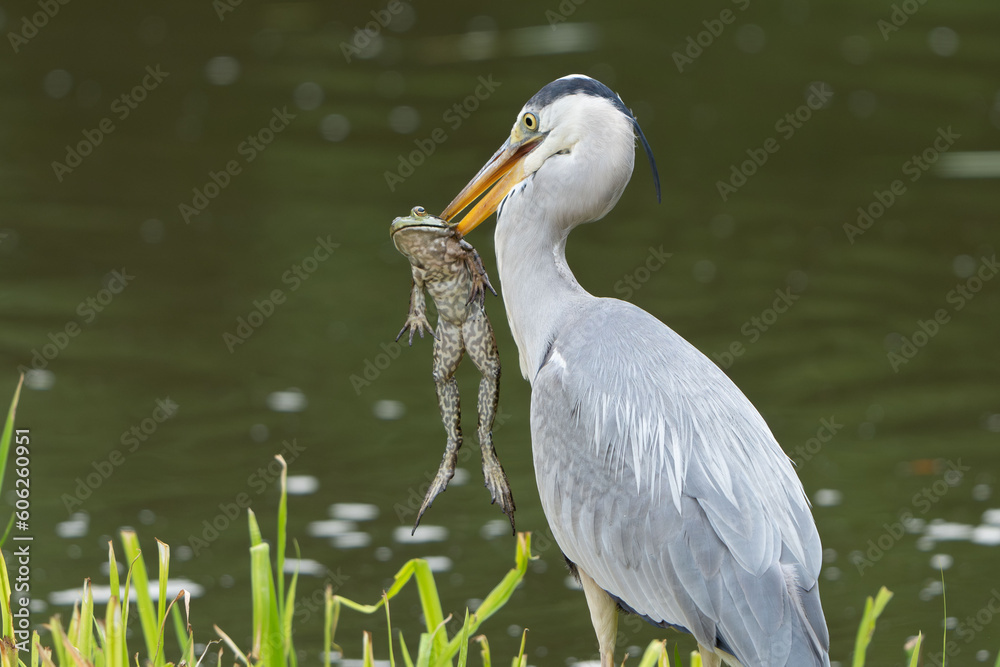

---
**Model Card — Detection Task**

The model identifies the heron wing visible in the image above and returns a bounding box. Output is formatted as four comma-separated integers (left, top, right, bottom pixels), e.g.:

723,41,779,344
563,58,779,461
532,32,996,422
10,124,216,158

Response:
531,298,828,665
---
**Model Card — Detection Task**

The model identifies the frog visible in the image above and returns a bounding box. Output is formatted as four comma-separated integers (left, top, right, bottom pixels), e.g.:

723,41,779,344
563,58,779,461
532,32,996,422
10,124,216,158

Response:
389,205,515,534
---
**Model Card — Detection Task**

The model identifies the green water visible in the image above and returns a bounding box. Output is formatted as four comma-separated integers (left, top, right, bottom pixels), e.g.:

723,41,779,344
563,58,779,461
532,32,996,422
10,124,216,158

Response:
2,1,998,665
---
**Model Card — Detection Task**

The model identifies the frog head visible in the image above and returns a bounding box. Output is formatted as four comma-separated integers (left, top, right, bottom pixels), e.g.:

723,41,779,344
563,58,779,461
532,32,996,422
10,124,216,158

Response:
389,206,455,238
390,206,459,263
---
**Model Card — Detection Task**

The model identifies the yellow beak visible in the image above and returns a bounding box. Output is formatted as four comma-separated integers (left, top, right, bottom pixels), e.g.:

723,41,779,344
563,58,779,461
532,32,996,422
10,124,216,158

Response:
441,134,543,236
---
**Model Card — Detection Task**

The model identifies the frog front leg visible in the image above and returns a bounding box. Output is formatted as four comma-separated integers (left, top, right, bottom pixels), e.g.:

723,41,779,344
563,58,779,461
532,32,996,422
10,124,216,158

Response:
413,320,465,531
396,277,434,346
463,308,515,533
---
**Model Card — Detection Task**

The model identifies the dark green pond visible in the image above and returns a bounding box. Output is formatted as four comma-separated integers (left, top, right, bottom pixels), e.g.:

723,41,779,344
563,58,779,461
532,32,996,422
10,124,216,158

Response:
2,1,999,665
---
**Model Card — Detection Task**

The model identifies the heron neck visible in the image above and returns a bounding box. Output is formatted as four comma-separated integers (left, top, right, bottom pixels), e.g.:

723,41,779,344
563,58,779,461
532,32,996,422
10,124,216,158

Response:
494,209,588,382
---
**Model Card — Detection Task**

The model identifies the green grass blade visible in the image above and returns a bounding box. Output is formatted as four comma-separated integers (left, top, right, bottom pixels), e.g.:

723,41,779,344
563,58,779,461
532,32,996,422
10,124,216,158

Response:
66,603,79,656
383,592,396,667
513,628,528,667
940,571,947,667
398,632,415,667
0,514,16,552
411,560,448,664
250,542,284,667
0,548,14,639
324,587,338,667
0,375,24,495
182,591,196,667
455,609,470,667
120,553,137,660
637,641,667,667
171,603,188,659
121,531,160,666
77,579,94,661
852,587,893,667
363,632,375,667
214,624,250,665
105,596,123,667
691,649,702,667
283,557,299,667
473,636,490,667
0,376,23,551
276,455,288,615
47,616,69,667
906,633,923,667
156,539,170,657
416,633,433,667
108,542,120,602
248,508,263,548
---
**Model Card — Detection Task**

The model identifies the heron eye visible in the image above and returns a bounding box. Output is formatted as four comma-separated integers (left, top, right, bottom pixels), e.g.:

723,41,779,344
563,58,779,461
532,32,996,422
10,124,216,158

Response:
523,112,538,130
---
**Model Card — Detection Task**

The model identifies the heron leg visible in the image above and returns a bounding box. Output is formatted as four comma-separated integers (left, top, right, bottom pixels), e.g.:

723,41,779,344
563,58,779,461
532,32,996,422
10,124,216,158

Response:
578,566,618,667
463,309,514,532
698,646,722,667
413,322,464,532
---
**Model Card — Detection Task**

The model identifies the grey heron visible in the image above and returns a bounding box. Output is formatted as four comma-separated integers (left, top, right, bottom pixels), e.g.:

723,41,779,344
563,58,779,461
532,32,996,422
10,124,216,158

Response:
440,75,830,667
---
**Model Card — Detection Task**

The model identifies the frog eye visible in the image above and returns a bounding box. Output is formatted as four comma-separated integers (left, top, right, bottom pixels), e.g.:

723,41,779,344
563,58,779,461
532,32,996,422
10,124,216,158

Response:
413,206,426,216
522,112,538,131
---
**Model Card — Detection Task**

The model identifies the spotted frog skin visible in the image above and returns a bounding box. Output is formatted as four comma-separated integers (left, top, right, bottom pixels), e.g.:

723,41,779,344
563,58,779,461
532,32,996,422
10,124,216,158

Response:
390,206,515,533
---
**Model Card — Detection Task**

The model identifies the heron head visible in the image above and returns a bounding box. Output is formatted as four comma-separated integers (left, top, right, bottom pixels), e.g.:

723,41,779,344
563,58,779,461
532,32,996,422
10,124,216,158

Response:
442,74,660,236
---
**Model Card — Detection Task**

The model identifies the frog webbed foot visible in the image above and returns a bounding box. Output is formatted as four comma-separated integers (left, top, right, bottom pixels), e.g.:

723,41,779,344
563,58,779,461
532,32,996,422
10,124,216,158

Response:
413,462,455,533
396,312,436,346
482,454,516,534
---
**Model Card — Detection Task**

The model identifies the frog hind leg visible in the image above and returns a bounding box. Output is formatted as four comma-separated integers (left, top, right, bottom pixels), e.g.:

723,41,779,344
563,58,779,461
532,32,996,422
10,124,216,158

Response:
413,320,465,533
464,308,515,533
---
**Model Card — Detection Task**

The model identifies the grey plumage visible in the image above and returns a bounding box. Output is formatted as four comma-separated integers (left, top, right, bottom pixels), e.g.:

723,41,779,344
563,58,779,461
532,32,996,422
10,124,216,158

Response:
531,301,829,666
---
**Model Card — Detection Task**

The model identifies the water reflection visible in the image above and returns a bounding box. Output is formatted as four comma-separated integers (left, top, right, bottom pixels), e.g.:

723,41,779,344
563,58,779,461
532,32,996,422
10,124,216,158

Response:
49,580,205,606
394,525,448,544
331,502,380,521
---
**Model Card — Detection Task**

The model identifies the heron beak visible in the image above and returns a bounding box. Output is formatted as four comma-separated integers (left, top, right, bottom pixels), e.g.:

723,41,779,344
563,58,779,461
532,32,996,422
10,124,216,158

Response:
441,134,543,235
